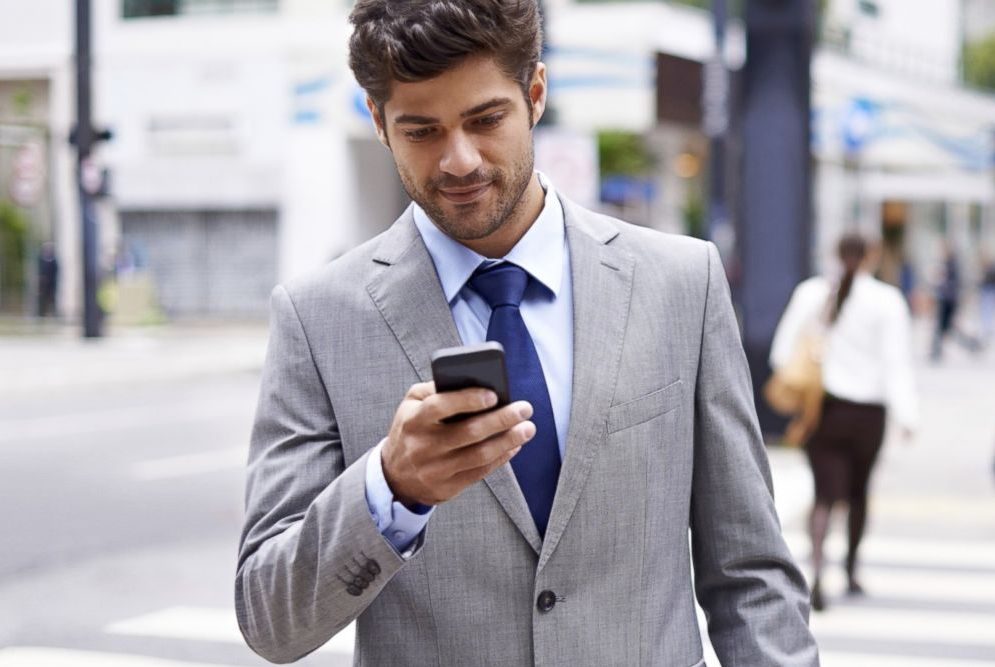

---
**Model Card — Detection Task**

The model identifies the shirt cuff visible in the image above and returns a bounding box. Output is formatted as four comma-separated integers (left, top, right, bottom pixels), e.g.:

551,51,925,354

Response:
364,439,435,555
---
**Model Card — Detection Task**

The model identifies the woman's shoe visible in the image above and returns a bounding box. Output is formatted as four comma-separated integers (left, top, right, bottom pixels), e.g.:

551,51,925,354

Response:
810,581,826,611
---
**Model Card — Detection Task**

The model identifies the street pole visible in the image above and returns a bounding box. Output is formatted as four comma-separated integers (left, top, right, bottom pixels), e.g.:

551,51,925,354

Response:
738,0,814,437
75,0,103,338
704,0,730,248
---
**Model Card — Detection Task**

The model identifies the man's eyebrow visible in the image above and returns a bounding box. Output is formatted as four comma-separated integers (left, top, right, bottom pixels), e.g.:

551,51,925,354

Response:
392,98,513,125
460,97,513,118
393,113,438,125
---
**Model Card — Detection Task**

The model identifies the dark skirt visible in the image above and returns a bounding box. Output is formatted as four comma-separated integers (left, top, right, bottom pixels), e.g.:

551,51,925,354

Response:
805,395,886,503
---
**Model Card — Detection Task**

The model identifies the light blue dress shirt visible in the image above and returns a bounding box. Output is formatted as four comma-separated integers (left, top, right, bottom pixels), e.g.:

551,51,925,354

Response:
365,174,574,554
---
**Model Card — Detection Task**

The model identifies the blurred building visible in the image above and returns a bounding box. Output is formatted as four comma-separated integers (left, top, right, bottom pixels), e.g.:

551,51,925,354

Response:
0,1,76,316
1,0,993,320
1,0,398,320
964,0,995,42
814,0,995,304
551,0,995,300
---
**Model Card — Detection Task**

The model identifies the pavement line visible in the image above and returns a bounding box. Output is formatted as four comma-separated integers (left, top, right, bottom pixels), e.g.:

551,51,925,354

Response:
809,607,995,648
103,606,354,655
0,647,241,667
0,398,249,443
131,448,246,481
811,566,995,606
784,531,995,571
820,650,995,667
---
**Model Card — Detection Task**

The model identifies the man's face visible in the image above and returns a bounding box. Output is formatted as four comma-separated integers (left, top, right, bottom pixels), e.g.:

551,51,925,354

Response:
370,56,547,246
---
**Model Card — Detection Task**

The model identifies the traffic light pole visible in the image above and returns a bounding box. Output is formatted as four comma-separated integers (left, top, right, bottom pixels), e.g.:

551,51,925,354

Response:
738,0,814,437
75,0,103,338
705,0,730,247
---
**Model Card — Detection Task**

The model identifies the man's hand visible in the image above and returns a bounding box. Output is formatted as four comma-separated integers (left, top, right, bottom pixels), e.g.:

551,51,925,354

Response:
382,381,535,507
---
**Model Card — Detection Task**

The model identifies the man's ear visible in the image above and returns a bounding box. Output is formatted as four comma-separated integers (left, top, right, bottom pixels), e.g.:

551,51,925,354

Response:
529,62,548,127
366,96,390,149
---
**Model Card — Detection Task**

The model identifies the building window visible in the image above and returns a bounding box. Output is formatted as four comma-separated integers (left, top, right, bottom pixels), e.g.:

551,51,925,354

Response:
122,0,278,19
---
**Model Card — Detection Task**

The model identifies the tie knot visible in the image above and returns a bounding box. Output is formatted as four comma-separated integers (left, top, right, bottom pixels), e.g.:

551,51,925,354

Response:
468,262,529,308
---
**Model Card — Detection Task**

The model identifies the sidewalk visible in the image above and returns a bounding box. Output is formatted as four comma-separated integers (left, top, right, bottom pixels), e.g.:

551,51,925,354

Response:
0,320,269,398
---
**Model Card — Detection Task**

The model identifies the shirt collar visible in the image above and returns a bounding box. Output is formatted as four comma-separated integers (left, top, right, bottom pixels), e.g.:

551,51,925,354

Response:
412,171,565,303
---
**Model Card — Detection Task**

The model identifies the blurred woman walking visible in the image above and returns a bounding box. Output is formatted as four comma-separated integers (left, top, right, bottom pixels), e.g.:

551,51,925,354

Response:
770,234,918,611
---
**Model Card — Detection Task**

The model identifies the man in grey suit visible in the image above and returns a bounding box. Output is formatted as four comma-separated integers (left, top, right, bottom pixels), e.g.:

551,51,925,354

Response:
236,1,819,664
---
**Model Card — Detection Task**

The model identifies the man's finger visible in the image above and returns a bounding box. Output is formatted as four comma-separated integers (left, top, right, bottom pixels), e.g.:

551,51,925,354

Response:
448,420,535,474
452,401,533,447
422,387,500,423
405,381,436,401
449,440,527,489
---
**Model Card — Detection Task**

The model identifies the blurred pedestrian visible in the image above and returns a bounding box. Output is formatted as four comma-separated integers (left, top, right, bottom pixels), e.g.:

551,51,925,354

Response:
980,256,995,344
36,241,58,318
899,258,916,305
771,233,918,611
931,242,979,360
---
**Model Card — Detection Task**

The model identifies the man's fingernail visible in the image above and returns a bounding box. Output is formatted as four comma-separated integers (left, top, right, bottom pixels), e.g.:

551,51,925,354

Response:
518,402,533,419
484,391,498,406
520,421,536,440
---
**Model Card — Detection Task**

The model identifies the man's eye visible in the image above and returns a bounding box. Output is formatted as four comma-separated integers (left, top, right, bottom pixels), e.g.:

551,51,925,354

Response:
403,127,436,141
475,114,504,128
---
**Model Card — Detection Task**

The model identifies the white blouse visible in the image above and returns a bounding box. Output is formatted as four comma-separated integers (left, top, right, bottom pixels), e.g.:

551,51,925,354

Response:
769,273,919,431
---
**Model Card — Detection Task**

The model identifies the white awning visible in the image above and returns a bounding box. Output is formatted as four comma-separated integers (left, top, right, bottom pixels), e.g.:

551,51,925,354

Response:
860,170,994,203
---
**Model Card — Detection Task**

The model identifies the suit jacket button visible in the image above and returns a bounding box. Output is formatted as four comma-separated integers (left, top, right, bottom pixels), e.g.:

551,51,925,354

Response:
346,584,363,597
536,590,556,613
366,559,381,576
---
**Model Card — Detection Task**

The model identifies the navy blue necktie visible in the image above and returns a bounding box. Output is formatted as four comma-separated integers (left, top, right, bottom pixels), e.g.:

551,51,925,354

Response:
469,262,561,538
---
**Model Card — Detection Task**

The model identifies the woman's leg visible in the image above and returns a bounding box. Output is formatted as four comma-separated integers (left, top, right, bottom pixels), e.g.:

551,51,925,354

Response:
845,405,887,594
809,500,833,610
845,497,868,593
805,398,844,611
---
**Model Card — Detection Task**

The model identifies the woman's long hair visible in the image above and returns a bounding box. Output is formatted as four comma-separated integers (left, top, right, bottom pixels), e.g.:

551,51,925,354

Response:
831,234,867,323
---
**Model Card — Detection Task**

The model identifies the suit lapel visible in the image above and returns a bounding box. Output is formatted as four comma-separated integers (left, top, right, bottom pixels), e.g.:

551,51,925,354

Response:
539,199,635,571
365,209,462,382
366,209,542,554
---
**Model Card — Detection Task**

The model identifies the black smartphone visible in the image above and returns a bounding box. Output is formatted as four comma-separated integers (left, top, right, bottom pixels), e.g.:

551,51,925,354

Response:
430,342,511,423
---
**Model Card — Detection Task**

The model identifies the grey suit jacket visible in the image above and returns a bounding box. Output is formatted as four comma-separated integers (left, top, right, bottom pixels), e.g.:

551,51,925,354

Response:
236,197,819,666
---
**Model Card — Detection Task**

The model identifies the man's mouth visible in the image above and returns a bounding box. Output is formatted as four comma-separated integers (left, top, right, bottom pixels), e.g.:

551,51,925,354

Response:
438,182,491,205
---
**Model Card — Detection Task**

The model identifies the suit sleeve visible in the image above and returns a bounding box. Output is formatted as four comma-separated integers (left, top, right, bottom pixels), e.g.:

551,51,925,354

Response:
235,285,416,663
690,243,820,666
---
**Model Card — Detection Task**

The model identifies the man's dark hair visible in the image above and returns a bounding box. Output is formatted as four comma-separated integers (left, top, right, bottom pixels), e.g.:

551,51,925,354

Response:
348,0,543,121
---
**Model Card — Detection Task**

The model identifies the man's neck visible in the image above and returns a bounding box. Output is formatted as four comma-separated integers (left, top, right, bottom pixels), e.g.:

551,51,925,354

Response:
460,173,545,259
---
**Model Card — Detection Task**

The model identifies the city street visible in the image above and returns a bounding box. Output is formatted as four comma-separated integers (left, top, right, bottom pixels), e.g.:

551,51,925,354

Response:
0,322,993,666
0,326,350,667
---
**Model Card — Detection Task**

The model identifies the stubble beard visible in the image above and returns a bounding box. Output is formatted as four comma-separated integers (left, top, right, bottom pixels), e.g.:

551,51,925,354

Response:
397,145,535,244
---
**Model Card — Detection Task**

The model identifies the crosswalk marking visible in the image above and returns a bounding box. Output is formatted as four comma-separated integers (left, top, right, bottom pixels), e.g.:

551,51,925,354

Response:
782,522,995,666
783,530,995,571
819,651,995,667
810,606,995,648
812,565,995,606
103,606,355,655
0,647,241,667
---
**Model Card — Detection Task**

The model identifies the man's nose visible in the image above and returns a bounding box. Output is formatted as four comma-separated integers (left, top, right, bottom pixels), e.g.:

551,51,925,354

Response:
439,131,482,177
